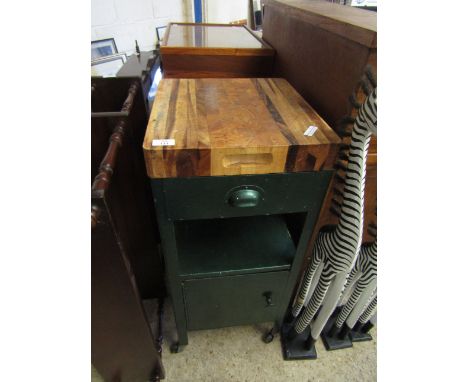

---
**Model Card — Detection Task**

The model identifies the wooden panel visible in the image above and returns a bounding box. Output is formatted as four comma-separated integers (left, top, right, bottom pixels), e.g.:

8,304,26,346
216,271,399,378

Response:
261,1,378,279
92,198,164,382
161,22,275,78
91,116,164,381
92,78,165,299
143,78,340,178
264,0,376,47
262,0,376,128
162,54,274,78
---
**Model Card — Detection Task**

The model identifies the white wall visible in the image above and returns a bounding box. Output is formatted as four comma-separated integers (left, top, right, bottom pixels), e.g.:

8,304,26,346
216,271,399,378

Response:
92,0,252,55
91,0,188,55
204,0,249,24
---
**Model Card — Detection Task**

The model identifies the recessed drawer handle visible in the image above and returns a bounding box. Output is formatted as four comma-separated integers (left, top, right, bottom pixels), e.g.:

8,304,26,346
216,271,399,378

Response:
228,189,261,208
222,153,273,168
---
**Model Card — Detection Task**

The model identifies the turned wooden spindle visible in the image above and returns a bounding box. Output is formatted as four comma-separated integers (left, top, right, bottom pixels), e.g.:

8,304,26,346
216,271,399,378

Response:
91,120,126,196
121,81,140,114
91,205,101,229
91,83,97,112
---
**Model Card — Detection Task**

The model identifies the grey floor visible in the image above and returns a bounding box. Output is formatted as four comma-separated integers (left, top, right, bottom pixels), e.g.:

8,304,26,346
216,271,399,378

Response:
93,299,376,382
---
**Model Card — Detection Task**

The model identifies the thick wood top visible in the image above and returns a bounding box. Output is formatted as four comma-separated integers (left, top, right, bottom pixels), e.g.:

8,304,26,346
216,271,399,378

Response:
143,78,340,178
265,0,376,47
161,23,274,56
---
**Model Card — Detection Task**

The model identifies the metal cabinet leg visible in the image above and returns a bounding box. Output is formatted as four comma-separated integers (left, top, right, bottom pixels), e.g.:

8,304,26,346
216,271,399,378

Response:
152,183,190,349
262,322,279,343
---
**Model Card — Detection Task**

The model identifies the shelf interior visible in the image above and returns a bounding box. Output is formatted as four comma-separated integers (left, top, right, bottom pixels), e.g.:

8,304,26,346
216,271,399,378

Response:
175,215,296,279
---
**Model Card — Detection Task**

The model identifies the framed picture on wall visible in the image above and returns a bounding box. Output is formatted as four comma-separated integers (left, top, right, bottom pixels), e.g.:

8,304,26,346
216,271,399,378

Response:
156,26,167,43
91,53,127,77
91,38,118,60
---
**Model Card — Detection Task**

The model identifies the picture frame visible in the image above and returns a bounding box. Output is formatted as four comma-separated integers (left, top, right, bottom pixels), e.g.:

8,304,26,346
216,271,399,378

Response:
91,53,127,78
156,26,167,43
91,38,118,60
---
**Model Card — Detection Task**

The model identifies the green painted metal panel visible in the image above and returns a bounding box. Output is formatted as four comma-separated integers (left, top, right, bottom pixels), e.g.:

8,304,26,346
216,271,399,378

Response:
183,271,289,330
157,171,333,220
176,215,296,279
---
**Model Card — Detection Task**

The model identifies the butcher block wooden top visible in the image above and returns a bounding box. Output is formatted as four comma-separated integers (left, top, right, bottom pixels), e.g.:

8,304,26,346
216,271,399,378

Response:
161,23,274,56
143,78,340,179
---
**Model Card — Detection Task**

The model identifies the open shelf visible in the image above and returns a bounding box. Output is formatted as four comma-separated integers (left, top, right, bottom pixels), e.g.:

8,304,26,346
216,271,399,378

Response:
175,215,296,279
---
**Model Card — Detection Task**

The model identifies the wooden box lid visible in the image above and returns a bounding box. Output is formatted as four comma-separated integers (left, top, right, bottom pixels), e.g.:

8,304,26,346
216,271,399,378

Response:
264,0,376,48
161,23,274,56
143,78,340,178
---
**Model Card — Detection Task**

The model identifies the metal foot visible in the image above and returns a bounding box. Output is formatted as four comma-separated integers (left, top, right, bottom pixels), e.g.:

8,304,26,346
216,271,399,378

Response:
262,323,280,344
262,331,275,344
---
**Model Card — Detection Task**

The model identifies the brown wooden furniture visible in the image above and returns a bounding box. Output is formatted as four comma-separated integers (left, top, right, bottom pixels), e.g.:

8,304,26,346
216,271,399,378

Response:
116,50,161,115
92,78,165,298
262,0,377,245
160,22,275,78
92,116,164,382
143,78,340,178
260,2,377,313
262,0,376,129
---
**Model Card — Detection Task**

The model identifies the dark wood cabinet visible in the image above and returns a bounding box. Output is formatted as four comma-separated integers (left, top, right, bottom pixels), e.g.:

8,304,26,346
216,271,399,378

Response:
116,51,161,115
92,78,164,298
92,79,165,381
262,0,376,129
262,0,377,246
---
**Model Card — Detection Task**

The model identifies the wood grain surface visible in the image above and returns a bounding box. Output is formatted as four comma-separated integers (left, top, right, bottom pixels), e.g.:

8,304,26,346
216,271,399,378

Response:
161,23,275,78
143,78,340,178
263,0,376,47
161,23,274,56
161,54,274,79
262,0,376,130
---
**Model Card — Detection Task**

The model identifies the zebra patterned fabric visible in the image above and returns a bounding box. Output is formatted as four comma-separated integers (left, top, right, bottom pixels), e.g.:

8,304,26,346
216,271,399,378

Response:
292,89,377,336
335,240,377,328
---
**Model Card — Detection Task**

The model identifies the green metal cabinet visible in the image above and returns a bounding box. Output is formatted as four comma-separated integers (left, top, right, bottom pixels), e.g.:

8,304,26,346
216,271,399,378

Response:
151,171,332,350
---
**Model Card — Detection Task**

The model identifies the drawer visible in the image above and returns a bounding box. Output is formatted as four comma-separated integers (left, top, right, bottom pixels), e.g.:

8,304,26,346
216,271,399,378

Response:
183,271,289,331
155,171,332,220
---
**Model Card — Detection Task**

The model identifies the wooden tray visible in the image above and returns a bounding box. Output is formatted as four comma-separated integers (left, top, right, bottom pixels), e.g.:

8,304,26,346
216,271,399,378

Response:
143,78,340,178
160,22,274,78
